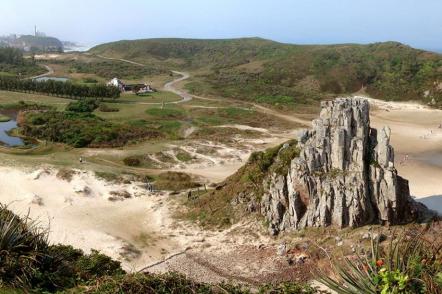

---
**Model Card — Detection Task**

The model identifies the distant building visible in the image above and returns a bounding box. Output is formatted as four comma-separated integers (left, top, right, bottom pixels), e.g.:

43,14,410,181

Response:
137,84,155,94
107,78,126,91
107,78,156,94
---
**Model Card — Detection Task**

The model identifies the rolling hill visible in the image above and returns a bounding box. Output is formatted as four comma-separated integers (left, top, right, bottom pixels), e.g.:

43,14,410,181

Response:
90,38,442,108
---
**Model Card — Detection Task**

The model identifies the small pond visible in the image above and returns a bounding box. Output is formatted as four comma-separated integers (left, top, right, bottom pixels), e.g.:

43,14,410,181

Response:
0,111,25,147
34,77,69,82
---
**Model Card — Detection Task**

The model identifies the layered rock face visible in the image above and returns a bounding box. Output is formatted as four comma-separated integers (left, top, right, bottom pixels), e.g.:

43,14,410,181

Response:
262,98,427,234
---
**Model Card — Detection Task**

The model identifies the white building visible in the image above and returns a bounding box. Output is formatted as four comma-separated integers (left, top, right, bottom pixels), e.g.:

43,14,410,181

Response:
107,78,125,91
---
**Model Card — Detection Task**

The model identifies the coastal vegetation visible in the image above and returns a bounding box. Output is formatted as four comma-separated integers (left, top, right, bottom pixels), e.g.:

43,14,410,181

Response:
0,76,120,99
90,38,442,108
0,204,315,293
0,47,45,77
21,110,162,148
182,140,299,228
1,200,440,293
68,59,165,80
320,231,442,293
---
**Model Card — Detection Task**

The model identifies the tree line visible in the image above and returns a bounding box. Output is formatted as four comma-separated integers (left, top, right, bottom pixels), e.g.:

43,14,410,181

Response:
0,76,120,99
0,47,24,65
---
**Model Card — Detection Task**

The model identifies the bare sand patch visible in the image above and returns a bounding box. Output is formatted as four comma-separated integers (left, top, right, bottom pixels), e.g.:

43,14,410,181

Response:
0,167,190,271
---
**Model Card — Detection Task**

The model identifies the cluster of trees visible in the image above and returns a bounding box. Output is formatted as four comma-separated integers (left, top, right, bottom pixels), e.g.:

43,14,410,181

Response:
0,47,45,77
65,98,99,112
0,47,24,65
0,76,120,99
22,111,161,147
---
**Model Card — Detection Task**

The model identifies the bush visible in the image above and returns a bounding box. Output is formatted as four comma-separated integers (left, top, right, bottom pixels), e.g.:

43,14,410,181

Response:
123,156,142,167
98,103,119,112
31,245,124,292
79,272,212,294
319,230,442,294
21,111,162,148
65,98,99,113
0,205,48,287
154,172,201,191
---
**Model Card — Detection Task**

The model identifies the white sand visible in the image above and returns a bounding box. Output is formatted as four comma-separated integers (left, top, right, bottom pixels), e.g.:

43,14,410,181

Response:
0,167,271,272
0,167,190,270
357,96,442,213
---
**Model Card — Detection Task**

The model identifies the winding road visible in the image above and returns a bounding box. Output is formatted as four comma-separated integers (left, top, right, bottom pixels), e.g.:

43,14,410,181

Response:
27,64,54,80
94,54,311,125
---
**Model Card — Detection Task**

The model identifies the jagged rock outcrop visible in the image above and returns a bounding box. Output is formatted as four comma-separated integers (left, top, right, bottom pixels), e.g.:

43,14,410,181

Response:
261,98,429,234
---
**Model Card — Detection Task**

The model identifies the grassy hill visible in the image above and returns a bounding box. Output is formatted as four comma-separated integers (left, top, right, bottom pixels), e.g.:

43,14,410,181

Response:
90,38,442,108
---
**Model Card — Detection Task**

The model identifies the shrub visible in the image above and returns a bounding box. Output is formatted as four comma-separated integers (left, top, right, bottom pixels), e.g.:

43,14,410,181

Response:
154,172,201,191
0,206,48,287
79,272,212,294
65,98,99,113
98,103,119,112
123,156,142,167
21,111,162,148
319,230,442,294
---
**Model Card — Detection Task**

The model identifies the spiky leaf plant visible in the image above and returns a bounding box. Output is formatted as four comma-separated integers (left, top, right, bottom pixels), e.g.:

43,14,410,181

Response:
317,229,442,294
0,205,48,287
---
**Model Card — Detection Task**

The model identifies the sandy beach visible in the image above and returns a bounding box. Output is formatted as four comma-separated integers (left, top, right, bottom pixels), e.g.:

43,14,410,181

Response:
366,97,442,208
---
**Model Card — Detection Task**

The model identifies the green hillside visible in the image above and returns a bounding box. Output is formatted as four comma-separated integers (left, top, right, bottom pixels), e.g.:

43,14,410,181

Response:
90,38,442,107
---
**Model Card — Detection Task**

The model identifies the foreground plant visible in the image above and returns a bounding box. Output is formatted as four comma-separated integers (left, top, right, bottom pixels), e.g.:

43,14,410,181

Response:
318,228,442,294
0,205,48,287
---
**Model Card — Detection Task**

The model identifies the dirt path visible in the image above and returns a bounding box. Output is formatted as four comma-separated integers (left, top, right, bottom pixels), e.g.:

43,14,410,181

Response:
26,64,54,80
251,103,311,126
94,54,193,105
93,53,313,125
95,54,146,67
132,71,193,105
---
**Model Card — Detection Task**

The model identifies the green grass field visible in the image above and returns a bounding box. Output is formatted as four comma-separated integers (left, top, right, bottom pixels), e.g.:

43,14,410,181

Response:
0,85,297,181
0,90,72,111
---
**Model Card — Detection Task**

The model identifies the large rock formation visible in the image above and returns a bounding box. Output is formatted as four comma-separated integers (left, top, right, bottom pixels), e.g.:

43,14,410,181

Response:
261,98,428,234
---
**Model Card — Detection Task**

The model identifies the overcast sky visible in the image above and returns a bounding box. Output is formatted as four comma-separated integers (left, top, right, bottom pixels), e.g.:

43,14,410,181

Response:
1,0,441,50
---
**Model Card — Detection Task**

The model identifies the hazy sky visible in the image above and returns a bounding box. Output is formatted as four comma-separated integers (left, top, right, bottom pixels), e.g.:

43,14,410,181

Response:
1,0,442,50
